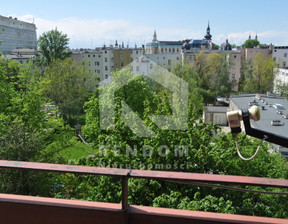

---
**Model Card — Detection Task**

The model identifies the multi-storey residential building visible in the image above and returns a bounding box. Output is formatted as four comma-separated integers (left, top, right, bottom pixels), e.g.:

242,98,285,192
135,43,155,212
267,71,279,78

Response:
0,15,37,54
143,53,181,72
71,43,143,83
272,46,288,68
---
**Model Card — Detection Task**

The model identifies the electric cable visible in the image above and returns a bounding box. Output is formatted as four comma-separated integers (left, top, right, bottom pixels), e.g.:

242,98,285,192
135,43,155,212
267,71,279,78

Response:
235,134,267,161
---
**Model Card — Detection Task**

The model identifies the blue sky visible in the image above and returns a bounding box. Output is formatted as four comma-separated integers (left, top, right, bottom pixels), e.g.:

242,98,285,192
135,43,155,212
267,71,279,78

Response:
1,0,288,48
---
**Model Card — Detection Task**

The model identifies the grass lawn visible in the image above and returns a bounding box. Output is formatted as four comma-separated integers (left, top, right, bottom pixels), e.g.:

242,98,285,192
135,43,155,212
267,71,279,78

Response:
60,142,96,160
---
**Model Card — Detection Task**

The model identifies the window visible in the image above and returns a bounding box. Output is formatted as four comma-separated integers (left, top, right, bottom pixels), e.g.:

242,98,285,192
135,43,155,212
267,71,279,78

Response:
105,50,107,54
131,58,133,62
93,55,95,57
105,57,108,62
136,66,139,72
284,53,287,58
105,66,108,71
232,74,235,80
176,57,179,60
136,51,138,54
105,75,108,79
283,61,286,67
120,54,124,59
88,54,90,57
150,63,153,69
274,50,277,52
168,60,171,65
234,55,236,58
120,62,124,67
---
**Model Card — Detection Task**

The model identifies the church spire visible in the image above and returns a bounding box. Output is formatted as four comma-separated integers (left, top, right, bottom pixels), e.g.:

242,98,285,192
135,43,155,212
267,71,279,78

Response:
248,33,251,40
204,21,212,41
152,30,157,42
255,33,258,40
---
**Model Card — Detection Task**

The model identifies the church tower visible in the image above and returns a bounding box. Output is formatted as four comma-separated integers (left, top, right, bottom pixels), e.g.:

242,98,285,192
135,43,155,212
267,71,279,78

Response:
152,30,158,42
204,21,212,41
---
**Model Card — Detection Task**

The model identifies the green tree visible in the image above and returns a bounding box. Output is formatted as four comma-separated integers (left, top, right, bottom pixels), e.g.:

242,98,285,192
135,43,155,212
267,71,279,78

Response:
40,58,96,125
275,82,288,98
242,39,260,48
241,53,277,93
37,29,71,65
0,57,75,196
176,52,232,104
52,68,288,218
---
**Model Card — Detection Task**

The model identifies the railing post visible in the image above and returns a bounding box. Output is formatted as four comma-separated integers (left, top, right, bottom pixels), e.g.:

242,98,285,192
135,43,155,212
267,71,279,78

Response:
121,176,128,211
121,176,129,224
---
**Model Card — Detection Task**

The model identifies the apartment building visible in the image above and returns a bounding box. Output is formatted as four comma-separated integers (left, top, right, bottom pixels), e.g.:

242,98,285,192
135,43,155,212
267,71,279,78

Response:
71,43,143,83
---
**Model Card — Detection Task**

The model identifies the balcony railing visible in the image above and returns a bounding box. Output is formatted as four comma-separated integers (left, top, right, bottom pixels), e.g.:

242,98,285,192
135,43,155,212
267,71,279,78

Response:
0,160,287,224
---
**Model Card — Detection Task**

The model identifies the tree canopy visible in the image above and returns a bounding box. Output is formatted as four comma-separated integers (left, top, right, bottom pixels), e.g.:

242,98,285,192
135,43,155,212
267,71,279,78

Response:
0,29,287,219
39,58,96,125
240,53,277,93
53,68,288,218
37,29,71,65
242,39,260,48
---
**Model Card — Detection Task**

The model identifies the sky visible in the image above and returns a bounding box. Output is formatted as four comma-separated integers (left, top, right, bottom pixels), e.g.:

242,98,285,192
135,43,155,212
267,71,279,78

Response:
1,0,288,49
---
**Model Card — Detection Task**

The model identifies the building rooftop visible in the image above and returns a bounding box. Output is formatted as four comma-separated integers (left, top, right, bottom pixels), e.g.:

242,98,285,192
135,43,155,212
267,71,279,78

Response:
230,94,288,142
205,106,228,113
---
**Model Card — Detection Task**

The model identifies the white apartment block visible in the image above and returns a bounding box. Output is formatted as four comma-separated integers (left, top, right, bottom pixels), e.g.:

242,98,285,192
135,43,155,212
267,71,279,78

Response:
272,46,288,68
71,45,143,84
143,53,181,72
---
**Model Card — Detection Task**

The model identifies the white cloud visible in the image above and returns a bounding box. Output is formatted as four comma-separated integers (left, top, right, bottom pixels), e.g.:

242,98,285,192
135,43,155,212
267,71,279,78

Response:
15,14,205,48
215,30,288,46
13,14,288,48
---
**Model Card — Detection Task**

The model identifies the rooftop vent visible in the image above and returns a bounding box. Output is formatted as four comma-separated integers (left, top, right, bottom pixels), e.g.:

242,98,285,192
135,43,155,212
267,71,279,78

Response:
276,110,283,115
271,120,284,126
249,99,258,106
262,106,266,110
273,103,285,110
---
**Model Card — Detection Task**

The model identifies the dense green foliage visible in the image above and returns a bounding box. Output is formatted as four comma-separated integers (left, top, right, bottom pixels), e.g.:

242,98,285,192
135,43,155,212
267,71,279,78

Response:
0,30,287,218
176,52,233,104
0,57,75,195
242,39,260,49
240,53,277,93
39,58,96,125
275,81,288,99
51,68,288,218
37,29,71,65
